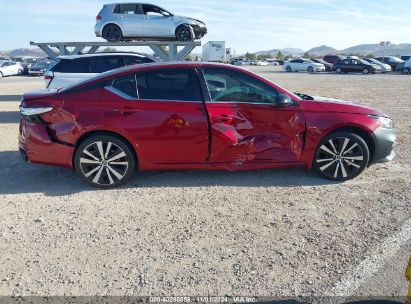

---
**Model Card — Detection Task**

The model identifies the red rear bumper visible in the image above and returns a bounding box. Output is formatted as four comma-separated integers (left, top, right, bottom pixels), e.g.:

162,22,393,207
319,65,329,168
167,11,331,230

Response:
18,118,74,169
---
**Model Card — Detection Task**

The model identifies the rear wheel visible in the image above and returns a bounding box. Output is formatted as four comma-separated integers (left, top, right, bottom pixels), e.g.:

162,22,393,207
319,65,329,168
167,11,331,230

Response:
102,24,123,42
362,68,369,74
336,67,342,74
403,68,410,74
307,66,314,73
314,132,369,181
17,69,23,76
0,72,3,79
74,135,136,188
285,66,292,72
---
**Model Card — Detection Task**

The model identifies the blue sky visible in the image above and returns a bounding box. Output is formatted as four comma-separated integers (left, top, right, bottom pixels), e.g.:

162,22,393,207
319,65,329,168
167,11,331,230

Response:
1,0,410,53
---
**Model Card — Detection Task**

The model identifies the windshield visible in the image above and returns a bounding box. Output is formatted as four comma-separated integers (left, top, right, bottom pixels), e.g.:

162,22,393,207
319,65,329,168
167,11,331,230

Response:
359,59,370,65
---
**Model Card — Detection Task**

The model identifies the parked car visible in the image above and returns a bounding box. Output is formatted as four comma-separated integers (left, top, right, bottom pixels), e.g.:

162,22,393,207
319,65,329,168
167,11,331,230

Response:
0,61,23,78
0,56,10,61
402,58,411,74
311,58,333,71
18,62,397,188
45,52,157,89
400,55,410,61
332,58,381,74
363,58,392,73
375,56,404,70
21,58,40,75
256,60,269,66
284,58,325,72
323,54,346,64
95,3,207,42
28,60,56,76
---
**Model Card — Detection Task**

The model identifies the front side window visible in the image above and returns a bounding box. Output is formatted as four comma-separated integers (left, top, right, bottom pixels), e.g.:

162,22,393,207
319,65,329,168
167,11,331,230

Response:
90,56,123,73
203,67,278,104
136,68,202,102
112,75,137,98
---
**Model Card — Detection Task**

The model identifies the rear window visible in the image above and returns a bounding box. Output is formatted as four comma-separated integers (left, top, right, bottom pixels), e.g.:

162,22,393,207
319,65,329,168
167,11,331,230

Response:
90,56,123,73
51,58,92,73
124,56,154,66
136,68,202,102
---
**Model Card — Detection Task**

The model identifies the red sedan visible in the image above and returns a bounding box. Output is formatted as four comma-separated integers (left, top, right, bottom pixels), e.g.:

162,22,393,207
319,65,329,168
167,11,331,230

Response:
19,62,397,188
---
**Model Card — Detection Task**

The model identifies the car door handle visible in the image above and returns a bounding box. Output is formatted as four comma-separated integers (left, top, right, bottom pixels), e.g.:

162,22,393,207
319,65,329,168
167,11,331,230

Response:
212,115,234,123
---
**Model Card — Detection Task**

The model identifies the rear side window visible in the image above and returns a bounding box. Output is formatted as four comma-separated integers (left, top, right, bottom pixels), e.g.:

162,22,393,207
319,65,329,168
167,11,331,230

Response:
124,56,154,66
90,56,123,73
136,68,202,102
112,75,137,98
114,4,138,14
51,58,91,73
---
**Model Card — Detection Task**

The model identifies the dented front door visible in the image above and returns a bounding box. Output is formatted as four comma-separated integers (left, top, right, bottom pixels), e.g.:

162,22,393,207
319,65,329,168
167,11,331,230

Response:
201,67,305,164
206,102,305,163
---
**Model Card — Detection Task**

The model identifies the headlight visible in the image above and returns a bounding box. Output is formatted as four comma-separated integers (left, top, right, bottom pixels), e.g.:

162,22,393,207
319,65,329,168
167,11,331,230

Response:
368,115,394,128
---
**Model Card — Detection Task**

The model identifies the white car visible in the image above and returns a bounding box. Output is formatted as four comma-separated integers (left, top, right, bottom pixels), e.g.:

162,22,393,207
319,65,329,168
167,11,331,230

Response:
256,60,269,66
45,53,157,89
284,58,326,73
363,58,392,73
0,61,23,78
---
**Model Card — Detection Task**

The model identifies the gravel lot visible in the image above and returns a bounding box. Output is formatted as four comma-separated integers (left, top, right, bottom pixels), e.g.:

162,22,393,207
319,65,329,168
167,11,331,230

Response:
0,68,410,298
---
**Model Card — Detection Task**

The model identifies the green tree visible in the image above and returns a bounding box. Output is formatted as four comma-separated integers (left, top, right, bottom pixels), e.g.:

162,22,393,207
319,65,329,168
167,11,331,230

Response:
276,51,284,60
303,52,310,58
245,52,256,60
365,54,375,58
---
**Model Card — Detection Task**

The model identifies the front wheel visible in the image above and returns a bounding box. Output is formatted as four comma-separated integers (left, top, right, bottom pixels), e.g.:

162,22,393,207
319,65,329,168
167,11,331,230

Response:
0,72,3,79
307,66,314,73
314,132,369,181
362,68,370,74
74,135,136,188
336,67,342,74
17,69,23,76
176,24,194,42
285,66,292,72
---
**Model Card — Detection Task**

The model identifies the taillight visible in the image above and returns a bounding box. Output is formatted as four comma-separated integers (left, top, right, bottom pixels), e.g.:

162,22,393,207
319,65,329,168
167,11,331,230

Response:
96,15,102,20
19,106,53,124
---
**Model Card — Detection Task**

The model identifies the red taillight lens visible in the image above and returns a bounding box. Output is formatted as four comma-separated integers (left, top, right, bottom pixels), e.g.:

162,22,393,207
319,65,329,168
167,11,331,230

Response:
96,15,102,20
44,75,53,80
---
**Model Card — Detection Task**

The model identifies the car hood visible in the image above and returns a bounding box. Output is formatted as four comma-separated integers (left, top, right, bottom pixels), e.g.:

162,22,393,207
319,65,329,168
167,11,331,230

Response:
174,16,205,25
300,95,387,117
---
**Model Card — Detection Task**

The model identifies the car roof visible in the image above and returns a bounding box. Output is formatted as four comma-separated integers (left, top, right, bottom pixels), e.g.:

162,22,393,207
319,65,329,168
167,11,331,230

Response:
58,52,155,60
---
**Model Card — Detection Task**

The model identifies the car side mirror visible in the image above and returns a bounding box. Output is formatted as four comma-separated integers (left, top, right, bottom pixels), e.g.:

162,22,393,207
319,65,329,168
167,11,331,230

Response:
274,94,293,107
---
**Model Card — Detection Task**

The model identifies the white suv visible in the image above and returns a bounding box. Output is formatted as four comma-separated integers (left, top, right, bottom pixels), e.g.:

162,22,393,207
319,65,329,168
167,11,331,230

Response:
45,53,157,89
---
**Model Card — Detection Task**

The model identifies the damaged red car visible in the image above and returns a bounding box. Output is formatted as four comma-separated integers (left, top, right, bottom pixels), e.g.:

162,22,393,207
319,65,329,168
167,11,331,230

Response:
19,62,397,188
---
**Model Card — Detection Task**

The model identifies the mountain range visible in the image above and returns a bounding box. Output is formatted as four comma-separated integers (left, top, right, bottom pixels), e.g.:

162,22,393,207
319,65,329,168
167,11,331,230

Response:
256,43,411,57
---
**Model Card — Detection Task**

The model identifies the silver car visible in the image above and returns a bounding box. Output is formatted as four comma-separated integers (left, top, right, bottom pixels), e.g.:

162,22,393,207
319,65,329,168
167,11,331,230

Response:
95,3,207,42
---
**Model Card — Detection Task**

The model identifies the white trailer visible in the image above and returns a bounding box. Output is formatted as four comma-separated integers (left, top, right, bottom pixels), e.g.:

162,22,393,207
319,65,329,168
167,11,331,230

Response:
202,41,226,62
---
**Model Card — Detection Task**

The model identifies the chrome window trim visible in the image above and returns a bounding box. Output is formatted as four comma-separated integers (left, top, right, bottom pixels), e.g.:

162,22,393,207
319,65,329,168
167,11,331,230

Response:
104,86,202,103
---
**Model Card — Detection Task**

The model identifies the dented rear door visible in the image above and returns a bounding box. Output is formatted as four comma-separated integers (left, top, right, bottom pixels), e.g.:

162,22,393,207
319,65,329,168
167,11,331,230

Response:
201,67,305,164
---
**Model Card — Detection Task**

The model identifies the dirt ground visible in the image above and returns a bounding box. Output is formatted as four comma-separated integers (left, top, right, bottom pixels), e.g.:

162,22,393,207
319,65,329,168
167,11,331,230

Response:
0,68,410,298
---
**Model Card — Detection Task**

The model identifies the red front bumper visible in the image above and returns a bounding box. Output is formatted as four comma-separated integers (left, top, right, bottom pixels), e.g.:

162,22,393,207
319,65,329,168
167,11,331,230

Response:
18,118,74,169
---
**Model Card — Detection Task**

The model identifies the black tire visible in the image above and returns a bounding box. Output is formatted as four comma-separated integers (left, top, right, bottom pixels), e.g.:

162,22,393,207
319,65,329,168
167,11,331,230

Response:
0,72,3,79
362,68,369,74
336,67,342,74
314,132,369,181
102,24,123,42
74,134,136,188
285,65,292,72
17,69,23,76
307,66,314,73
176,24,194,42
403,68,410,74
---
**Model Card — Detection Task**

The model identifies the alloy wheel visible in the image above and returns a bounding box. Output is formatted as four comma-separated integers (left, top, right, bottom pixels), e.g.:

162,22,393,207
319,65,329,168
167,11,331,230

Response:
362,68,369,74
177,25,193,42
79,141,129,186
286,66,291,72
307,66,314,73
315,136,367,180
336,68,342,74
103,25,121,42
